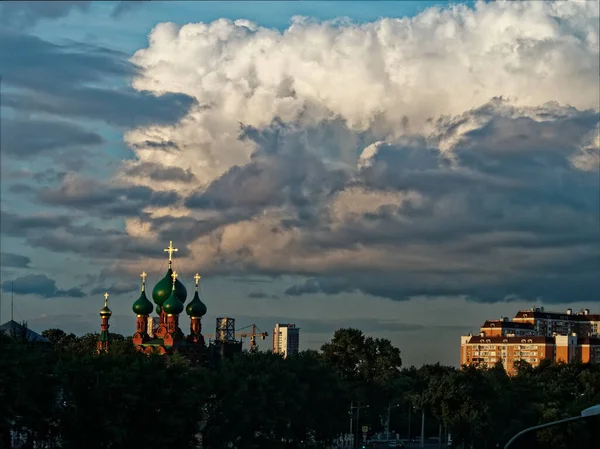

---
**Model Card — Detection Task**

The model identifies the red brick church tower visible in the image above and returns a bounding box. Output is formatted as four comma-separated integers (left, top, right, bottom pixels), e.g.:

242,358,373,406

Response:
97,292,111,353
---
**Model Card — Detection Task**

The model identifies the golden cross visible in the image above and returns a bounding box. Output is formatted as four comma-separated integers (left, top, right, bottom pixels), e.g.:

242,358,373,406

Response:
171,271,178,284
104,292,109,307
141,271,147,291
194,273,201,285
164,241,178,262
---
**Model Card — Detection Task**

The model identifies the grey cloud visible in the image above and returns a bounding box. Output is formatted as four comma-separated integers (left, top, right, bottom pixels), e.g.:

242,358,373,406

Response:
37,176,181,218
110,1,148,19
90,281,138,296
33,169,67,184
0,1,92,28
0,252,32,268
125,162,197,183
0,30,195,127
0,210,73,237
1,274,85,298
185,123,349,223
8,184,37,195
26,222,191,261
2,118,104,159
0,1,147,29
248,291,280,299
190,101,599,304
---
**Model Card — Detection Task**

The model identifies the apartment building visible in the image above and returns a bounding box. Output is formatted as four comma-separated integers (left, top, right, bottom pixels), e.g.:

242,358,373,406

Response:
272,323,300,359
513,307,600,337
461,308,600,374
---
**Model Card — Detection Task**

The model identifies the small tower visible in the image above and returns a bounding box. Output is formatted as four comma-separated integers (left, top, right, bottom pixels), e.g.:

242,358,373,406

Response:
186,273,207,344
97,292,112,353
132,271,153,345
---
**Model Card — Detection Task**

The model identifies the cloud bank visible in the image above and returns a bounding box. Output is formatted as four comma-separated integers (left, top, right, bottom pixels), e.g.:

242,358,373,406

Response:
117,1,600,303
6,1,599,304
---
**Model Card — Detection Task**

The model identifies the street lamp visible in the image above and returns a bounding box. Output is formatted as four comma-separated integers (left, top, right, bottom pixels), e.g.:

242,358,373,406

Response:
349,403,370,449
504,404,600,449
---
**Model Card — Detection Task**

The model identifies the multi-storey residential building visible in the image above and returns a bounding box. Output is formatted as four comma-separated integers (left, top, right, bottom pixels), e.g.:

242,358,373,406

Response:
513,307,600,337
461,308,600,374
461,335,554,375
272,323,300,359
480,318,535,337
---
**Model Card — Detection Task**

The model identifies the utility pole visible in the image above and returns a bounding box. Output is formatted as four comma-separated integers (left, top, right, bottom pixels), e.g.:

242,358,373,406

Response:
350,401,353,436
356,405,360,449
407,405,411,448
438,423,442,448
386,402,391,441
420,409,425,448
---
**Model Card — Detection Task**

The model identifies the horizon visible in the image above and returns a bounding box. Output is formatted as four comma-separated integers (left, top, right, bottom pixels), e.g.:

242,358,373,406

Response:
0,0,599,368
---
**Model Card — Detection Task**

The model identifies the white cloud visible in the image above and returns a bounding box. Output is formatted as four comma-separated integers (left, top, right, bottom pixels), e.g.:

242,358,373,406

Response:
126,0,598,186
111,0,600,304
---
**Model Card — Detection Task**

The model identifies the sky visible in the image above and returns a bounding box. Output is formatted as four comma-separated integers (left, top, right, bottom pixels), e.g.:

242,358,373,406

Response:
0,0,599,367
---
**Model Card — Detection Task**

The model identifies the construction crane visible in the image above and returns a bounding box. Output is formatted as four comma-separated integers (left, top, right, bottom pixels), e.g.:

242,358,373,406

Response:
205,323,269,352
236,324,269,352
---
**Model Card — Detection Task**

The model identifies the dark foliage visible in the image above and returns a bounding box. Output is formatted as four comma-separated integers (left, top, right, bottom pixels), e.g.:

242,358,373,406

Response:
1,327,599,449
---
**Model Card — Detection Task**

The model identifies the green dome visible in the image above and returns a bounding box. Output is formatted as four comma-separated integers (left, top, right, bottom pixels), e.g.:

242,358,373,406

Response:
99,306,112,317
162,288,184,315
151,267,187,306
186,290,207,317
132,290,153,316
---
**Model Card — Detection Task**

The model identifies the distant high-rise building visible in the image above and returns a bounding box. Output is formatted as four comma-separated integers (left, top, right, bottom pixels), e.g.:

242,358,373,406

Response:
461,308,600,375
272,323,300,358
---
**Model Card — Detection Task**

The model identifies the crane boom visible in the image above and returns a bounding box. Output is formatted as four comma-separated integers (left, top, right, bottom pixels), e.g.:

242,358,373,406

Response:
205,323,268,352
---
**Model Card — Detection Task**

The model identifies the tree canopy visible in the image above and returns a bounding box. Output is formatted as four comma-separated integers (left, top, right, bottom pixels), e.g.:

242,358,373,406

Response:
1,327,598,449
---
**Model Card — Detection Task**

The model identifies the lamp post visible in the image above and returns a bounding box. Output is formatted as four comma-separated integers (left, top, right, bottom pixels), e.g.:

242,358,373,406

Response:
349,403,370,449
385,403,401,441
504,404,600,449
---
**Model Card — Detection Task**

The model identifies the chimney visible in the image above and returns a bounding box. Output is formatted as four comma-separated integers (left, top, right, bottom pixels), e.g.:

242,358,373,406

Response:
584,309,590,315
567,308,572,315
503,317,509,322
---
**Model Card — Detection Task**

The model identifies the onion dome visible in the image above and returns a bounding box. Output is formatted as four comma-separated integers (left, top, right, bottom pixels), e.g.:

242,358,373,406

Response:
152,267,188,306
162,270,184,315
186,273,207,317
132,271,153,316
163,287,184,315
99,292,112,317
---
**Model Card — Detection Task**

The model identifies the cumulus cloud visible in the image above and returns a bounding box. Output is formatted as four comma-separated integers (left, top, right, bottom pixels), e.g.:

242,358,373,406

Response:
14,1,595,304
125,0,598,188
1,274,85,298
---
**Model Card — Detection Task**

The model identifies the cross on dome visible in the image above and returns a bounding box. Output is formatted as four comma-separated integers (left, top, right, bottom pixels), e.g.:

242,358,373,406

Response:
164,241,178,265
194,273,201,285
140,271,147,291
104,292,109,307
171,271,178,283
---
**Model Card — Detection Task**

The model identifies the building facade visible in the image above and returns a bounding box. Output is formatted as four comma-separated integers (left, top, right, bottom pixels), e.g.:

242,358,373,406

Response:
272,323,300,358
461,308,600,374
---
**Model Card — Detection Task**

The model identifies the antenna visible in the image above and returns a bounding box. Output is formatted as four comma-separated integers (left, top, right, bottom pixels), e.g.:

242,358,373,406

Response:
11,282,14,322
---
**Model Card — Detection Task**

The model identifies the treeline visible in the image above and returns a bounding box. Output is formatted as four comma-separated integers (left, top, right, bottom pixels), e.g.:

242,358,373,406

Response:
1,327,599,449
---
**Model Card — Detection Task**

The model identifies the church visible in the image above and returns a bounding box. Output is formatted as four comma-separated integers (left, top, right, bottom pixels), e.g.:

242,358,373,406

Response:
97,241,211,362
